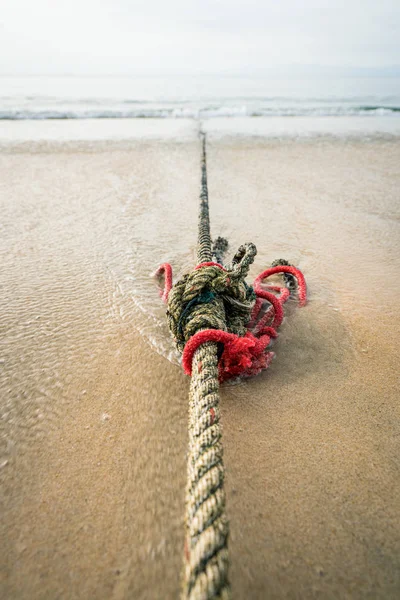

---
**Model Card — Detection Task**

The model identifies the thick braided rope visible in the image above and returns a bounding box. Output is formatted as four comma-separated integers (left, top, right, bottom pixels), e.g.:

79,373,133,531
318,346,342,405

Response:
185,343,230,600
182,133,231,600
167,246,257,353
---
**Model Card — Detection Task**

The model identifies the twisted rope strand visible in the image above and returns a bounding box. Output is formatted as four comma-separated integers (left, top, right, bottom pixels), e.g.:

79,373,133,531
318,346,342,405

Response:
182,132,231,600
185,344,230,600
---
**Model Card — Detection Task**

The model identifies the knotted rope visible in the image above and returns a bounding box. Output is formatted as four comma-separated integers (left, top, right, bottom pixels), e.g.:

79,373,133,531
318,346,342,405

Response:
156,256,306,383
167,243,257,349
155,133,307,599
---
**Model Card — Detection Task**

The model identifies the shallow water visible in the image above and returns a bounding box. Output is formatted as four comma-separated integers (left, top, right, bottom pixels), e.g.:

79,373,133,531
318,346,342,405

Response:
0,139,197,448
1,126,400,599
1,130,400,467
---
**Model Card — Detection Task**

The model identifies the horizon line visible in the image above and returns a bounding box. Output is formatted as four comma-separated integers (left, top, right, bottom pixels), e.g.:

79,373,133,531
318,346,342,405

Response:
1,65,400,78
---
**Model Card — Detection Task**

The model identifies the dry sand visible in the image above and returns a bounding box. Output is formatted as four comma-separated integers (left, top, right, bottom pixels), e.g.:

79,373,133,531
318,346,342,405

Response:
1,123,400,599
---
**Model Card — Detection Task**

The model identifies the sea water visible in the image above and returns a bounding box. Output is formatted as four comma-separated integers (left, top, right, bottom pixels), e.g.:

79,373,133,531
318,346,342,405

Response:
1,74,400,120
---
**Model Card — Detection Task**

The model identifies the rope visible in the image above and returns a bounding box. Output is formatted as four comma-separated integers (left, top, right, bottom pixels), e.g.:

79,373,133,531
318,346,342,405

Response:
186,132,230,599
155,261,306,382
155,132,307,599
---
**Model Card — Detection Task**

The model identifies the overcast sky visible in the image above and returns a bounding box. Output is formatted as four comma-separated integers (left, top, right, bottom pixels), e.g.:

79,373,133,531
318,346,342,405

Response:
0,0,399,75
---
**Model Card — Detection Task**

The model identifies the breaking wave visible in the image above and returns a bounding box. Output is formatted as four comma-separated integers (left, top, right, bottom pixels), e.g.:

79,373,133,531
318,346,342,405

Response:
1,105,400,120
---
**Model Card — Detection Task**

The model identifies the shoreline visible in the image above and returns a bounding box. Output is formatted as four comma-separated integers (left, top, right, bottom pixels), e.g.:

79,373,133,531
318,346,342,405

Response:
0,115,400,144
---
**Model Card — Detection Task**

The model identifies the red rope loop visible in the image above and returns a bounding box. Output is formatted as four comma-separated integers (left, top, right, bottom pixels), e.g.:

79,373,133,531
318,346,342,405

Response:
154,263,173,303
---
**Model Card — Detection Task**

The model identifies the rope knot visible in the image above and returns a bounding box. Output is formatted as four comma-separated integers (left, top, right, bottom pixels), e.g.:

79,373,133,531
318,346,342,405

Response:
155,242,307,381
157,242,257,353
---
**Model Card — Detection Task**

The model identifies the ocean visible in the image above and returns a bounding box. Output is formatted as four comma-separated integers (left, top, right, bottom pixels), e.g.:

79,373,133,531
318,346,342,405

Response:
1,74,400,120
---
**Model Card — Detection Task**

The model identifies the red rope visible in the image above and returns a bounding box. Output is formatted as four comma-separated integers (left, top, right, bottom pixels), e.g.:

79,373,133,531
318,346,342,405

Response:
195,262,228,271
154,263,173,303
254,265,307,306
156,262,307,381
182,329,274,382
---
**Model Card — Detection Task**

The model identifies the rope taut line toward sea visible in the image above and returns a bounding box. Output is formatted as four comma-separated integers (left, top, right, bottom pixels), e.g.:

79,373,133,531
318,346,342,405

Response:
155,131,307,599
184,132,230,599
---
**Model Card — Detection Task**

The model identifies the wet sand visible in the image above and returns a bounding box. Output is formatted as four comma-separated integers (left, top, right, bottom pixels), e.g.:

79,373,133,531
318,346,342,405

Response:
1,122,400,599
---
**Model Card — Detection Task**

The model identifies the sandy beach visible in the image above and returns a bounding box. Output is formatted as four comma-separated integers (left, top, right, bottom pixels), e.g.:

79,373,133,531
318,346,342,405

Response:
1,119,400,599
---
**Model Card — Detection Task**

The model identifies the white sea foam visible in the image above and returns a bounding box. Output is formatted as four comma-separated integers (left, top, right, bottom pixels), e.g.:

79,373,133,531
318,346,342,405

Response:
1,105,399,120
